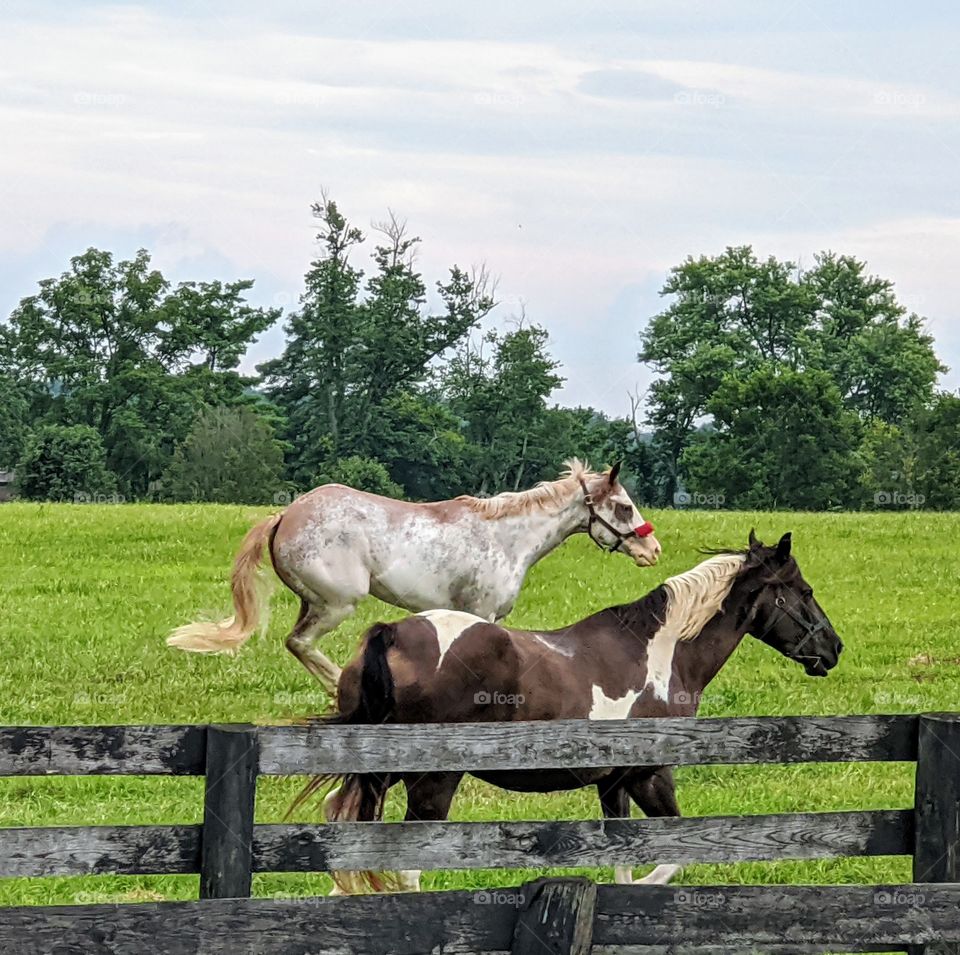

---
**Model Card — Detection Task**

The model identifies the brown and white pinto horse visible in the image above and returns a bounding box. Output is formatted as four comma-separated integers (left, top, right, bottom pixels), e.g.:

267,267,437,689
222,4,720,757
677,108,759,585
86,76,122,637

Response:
168,460,659,693
303,531,842,894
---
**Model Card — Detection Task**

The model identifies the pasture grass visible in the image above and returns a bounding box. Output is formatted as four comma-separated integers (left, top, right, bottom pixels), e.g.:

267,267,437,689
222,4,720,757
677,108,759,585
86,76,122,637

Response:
0,503,957,914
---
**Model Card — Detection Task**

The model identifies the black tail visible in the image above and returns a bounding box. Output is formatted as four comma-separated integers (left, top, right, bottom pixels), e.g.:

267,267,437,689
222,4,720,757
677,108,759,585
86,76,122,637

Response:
286,622,396,818
347,621,396,726
287,622,401,893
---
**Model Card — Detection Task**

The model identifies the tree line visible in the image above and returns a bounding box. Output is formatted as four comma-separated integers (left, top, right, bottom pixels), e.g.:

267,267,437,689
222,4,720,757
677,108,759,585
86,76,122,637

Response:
0,197,956,510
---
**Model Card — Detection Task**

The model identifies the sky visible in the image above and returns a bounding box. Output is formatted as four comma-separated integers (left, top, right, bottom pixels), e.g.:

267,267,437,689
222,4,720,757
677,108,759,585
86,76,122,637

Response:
2,1,959,417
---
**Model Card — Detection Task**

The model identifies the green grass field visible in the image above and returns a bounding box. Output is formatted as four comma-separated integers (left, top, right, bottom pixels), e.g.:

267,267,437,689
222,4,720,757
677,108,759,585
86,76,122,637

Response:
1,503,957,911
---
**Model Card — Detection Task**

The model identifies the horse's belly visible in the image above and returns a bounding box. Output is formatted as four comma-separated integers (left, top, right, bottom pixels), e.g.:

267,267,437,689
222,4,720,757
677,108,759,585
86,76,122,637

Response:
469,768,612,792
371,553,513,617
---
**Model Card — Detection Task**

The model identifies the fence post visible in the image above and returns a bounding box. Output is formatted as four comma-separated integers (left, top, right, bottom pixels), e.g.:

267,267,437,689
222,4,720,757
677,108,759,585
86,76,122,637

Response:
910,714,960,955
199,724,259,900
511,877,596,955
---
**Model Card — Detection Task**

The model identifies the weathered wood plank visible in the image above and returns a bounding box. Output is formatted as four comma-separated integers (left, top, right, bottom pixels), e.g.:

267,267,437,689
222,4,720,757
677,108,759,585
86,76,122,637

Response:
1,885,958,953
0,809,909,879
611,947,900,954
254,809,912,872
0,891,517,955
594,883,960,948
259,715,918,774
0,825,200,877
200,725,258,900
0,715,920,777
911,714,960,955
511,877,595,954
0,725,205,776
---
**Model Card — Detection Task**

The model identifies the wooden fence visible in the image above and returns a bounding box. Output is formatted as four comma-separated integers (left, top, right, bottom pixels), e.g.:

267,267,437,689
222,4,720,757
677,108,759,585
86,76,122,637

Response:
1,713,959,954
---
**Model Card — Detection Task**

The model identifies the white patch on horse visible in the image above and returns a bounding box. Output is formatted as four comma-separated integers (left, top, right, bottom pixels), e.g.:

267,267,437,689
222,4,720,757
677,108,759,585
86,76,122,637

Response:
640,553,748,702
533,633,574,657
589,685,639,720
643,629,679,702
417,609,488,670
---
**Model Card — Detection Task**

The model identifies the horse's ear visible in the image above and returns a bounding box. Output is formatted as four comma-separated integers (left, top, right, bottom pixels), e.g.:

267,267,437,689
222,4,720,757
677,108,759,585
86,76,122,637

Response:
748,528,759,549
608,460,622,485
776,532,792,562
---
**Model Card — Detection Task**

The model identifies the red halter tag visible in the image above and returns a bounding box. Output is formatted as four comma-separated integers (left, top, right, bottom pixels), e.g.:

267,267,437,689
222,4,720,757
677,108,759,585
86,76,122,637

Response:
635,521,655,538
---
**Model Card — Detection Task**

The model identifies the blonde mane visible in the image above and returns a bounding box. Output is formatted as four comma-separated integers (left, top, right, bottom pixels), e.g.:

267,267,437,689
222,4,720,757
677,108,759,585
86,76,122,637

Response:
661,553,747,642
458,458,599,519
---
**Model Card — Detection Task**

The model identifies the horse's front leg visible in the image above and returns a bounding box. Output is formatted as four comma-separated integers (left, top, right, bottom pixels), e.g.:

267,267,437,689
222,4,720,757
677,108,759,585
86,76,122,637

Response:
624,766,682,886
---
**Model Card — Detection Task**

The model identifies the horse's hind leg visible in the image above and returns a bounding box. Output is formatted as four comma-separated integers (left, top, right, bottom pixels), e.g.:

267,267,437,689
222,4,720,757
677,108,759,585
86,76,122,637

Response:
598,777,636,885
398,772,464,892
624,767,681,885
284,599,354,695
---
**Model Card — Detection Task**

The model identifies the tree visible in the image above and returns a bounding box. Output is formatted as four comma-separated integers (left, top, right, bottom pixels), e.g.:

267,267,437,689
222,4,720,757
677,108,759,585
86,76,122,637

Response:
261,199,495,485
442,323,564,494
161,405,288,504
315,455,403,498
682,368,862,510
17,424,116,502
640,247,943,501
1,248,279,496
0,374,29,467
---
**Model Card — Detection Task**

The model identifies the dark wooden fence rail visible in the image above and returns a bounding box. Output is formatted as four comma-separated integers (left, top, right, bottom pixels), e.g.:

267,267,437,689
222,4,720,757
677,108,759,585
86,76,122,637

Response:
0,713,958,955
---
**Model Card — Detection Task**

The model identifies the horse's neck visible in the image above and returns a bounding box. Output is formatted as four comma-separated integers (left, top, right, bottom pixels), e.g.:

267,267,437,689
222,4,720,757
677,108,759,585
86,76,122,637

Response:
491,500,583,569
673,592,752,699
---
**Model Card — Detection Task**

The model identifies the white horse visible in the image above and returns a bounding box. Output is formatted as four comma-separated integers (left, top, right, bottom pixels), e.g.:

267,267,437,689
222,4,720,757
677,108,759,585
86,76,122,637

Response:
168,459,660,693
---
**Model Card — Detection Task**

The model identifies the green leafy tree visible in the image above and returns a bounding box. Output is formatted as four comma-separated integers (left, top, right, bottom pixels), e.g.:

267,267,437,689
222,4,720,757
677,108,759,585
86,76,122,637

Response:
17,424,116,502
683,368,862,509
1,248,279,496
914,393,960,508
315,455,403,498
261,200,494,485
641,247,943,501
161,405,288,504
443,323,564,494
0,374,29,467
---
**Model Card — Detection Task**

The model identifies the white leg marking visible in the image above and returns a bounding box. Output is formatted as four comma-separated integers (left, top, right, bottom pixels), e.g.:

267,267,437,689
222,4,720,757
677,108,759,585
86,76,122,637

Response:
635,864,681,885
417,610,488,670
589,685,639,720
614,866,634,884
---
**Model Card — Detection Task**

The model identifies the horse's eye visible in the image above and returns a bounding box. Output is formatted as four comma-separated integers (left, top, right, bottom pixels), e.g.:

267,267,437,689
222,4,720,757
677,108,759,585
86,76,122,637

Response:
614,503,632,521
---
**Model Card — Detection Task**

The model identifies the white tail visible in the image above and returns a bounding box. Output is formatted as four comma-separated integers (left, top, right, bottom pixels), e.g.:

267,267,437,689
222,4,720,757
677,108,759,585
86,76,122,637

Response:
167,514,282,653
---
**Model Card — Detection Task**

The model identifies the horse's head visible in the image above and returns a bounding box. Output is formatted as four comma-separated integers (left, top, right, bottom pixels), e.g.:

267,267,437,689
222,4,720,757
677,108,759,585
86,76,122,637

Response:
742,530,842,677
580,461,661,567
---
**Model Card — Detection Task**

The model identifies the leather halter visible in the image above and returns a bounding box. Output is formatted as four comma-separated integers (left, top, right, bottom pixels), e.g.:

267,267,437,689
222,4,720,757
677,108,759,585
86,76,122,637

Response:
579,479,655,554
774,593,829,668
